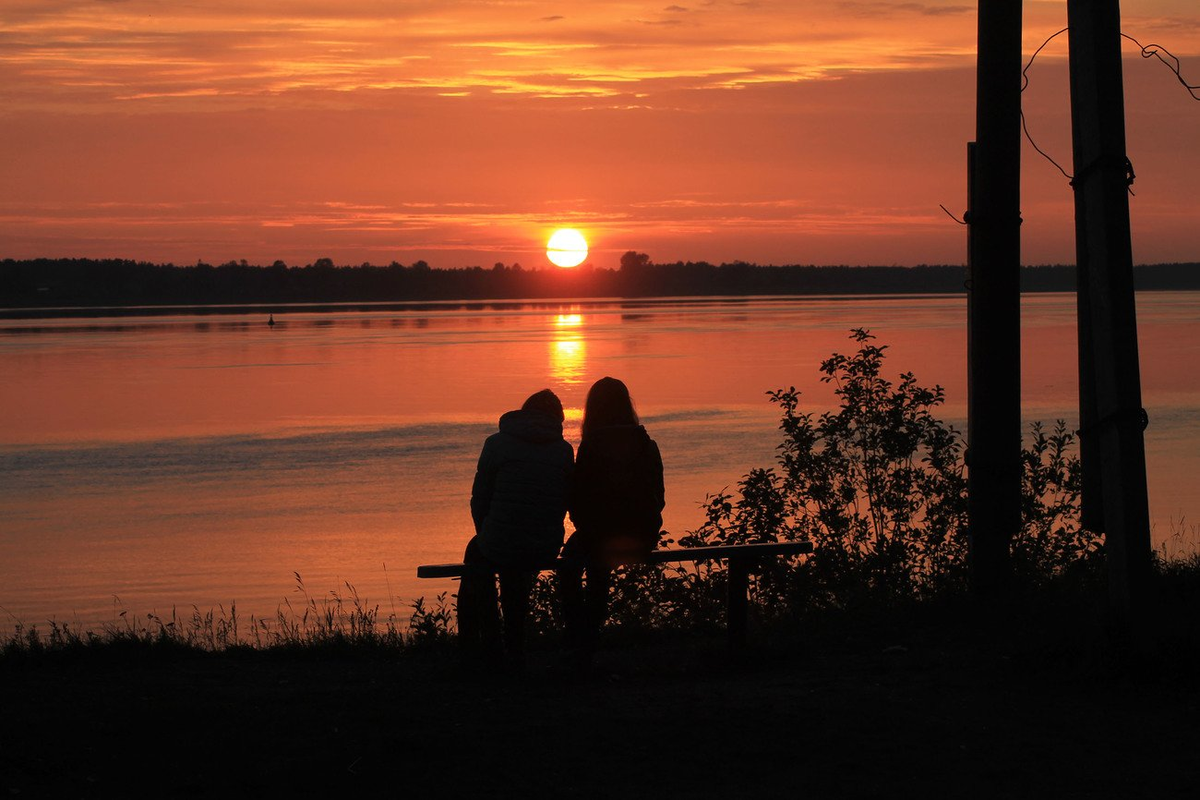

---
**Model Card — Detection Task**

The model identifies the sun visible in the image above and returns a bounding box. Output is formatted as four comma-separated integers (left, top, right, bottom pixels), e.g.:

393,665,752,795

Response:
546,228,588,268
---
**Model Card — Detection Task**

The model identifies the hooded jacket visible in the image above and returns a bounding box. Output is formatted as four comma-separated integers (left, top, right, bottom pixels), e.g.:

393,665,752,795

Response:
471,409,574,566
569,424,664,558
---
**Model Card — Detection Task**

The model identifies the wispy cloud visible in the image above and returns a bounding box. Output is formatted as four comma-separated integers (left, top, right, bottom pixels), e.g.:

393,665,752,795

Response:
836,2,972,18
0,0,1025,111
14,0,1192,114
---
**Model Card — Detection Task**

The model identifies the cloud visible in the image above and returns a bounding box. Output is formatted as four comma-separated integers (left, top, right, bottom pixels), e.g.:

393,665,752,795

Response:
0,0,1000,114
837,2,971,18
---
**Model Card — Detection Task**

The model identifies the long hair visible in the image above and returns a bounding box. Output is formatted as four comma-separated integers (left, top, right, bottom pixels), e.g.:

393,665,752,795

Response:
521,388,564,421
581,377,639,440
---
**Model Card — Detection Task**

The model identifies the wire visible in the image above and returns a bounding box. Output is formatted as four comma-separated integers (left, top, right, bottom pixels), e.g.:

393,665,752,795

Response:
1021,109,1074,181
1021,28,1074,182
939,204,967,225
1022,27,1069,92
1120,33,1200,101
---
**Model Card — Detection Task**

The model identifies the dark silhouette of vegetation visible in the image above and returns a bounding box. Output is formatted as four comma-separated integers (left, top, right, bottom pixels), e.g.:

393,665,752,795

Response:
3,256,1197,313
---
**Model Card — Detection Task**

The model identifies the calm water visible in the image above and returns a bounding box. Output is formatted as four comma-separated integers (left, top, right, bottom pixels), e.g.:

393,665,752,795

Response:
2,293,1198,628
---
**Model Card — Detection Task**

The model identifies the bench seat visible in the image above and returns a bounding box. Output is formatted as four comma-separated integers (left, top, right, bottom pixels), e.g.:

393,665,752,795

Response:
417,540,814,647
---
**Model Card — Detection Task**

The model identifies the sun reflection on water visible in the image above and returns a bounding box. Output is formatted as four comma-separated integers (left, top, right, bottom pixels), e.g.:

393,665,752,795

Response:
550,312,586,386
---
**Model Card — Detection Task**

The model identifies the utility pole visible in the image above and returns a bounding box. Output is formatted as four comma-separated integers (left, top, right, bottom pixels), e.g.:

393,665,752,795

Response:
967,0,1023,598
1067,0,1152,626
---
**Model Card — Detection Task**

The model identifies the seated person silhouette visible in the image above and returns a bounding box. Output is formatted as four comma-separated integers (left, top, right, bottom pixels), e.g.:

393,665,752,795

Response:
460,389,574,665
558,377,664,667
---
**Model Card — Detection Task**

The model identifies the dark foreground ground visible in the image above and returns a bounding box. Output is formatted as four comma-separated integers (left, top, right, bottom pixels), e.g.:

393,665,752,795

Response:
3,602,1198,799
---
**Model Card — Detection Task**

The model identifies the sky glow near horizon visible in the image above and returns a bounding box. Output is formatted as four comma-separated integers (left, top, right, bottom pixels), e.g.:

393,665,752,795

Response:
2,1,1198,268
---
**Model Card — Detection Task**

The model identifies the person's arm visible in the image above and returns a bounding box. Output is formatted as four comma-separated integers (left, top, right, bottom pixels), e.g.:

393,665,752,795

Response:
470,437,497,534
648,440,665,513
567,441,596,530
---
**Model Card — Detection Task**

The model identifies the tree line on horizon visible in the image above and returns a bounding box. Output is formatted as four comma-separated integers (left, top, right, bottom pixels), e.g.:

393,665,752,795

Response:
1,254,1197,309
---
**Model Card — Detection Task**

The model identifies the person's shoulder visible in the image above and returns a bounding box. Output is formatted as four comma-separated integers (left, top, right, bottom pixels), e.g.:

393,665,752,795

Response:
642,433,662,458
631,425,659,451
480,426,523,460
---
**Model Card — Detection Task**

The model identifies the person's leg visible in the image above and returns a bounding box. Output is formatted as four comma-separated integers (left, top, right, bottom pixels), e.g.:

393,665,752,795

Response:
498,569,533,665
583,565,612,652
459,538,500,652
557,533,587,652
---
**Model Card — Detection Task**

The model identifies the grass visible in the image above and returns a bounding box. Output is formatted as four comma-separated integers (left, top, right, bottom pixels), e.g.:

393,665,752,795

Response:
4,547,1198,660
2,560,1199,798
0,572,457,660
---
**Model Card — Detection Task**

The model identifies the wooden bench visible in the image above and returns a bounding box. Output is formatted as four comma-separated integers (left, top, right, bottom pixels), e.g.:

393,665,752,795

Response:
417,540,814,648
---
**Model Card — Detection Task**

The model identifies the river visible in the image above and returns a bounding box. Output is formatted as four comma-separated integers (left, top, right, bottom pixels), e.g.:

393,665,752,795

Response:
2,292,1197,628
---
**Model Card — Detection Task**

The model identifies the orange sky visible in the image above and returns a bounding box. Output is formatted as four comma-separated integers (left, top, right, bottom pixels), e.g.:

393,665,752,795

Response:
1,1,1198,269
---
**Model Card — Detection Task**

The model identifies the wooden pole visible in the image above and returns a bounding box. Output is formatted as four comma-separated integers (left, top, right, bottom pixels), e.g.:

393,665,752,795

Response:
727,556,749,650
1076,197,1105,533
967,0,1023,598
1067,0,1153,625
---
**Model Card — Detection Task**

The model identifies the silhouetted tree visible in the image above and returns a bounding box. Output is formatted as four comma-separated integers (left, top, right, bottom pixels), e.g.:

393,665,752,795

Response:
620,251,651,272
1,259,1194,309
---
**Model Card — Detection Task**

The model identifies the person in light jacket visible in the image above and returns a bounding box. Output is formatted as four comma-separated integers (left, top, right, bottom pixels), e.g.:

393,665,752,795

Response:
558,377,664,664
461,389,574,663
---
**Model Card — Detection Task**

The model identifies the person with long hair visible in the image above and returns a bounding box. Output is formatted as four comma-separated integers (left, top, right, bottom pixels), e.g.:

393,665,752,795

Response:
559,377,664,665
461,388,574,666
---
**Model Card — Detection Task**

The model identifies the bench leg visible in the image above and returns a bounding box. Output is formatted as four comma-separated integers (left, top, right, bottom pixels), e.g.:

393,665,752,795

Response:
727,556,749,649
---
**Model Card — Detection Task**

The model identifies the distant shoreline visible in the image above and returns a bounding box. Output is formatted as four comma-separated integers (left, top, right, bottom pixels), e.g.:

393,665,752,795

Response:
0,291,1045,321
2,286,1199,322
2,258,1198,319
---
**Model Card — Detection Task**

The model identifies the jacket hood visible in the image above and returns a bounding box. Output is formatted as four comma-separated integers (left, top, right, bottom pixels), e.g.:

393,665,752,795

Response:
498,408,564,443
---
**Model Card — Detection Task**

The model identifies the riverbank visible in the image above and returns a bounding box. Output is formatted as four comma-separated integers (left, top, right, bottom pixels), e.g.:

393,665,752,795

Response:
4,258,1198,318
4,591,1198,799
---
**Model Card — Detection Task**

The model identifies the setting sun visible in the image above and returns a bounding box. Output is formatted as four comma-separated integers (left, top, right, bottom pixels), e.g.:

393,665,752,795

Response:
546,229,588,268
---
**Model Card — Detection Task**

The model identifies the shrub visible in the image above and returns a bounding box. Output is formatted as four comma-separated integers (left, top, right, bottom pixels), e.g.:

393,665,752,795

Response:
1013,420,1097,582
408,592,455,648
683,328,969,609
